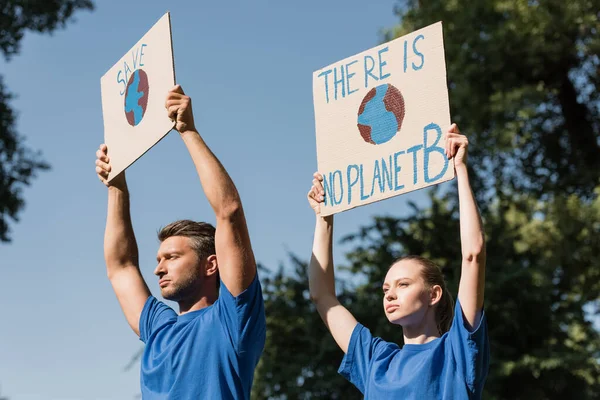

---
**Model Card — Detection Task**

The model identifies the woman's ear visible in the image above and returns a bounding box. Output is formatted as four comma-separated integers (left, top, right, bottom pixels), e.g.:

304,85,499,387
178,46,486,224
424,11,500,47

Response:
204,254,218,277
430,284,443,307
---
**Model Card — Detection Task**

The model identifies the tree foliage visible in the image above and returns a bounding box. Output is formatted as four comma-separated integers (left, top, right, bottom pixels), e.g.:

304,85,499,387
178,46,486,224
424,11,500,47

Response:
253,1,600,398
0,0,94,242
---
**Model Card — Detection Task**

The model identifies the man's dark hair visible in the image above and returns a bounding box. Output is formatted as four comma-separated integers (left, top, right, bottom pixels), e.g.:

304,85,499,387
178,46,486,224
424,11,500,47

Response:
158,220,219,290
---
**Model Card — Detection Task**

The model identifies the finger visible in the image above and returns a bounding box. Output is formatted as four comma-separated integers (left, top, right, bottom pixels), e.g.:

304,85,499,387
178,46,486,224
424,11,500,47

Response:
96,164,110,175
312,185,323,199
451,139,458,158
165,92,184,107
165,98,183,109
313,172,323,181
308,186,319,203
449,123,459,133
168,105,179,120
96,149,109,163
96,166,109,177
96,160,111,173
310,187,318,200
98,173,109,187
170,84,185,95
312,187,324,202
100,144,108,153
312,178,324,193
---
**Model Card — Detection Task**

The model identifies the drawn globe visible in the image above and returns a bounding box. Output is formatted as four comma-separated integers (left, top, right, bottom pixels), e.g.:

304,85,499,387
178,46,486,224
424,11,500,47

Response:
357,83,405,145
124,69,150,127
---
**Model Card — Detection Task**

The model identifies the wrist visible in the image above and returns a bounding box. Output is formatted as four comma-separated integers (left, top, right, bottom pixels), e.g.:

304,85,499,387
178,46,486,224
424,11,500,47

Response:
455,164,469,181
455,163,468,173
108,184,128,195
316,214,333,225
179,128,199,138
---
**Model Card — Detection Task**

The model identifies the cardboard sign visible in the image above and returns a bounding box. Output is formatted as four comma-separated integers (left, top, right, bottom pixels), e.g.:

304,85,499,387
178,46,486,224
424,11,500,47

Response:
101,12,175,181
312,21,454,216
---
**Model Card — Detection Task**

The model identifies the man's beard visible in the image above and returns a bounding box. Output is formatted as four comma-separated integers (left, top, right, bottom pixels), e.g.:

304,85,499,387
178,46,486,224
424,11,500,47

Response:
162,276,200,302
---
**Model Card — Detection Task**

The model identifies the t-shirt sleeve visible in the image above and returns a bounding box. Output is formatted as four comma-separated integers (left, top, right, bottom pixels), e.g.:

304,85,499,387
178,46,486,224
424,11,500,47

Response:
139,296,177,343
338,323,398,394
448,299,490,392
217,274,266,361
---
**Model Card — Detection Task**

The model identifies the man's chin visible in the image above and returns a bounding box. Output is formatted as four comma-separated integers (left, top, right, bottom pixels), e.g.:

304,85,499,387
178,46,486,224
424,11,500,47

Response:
161,288,178,301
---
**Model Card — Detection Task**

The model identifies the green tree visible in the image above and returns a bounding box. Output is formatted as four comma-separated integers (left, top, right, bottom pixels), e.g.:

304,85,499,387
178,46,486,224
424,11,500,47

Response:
387,0,600,199
252,1,600,398
0,0,94,242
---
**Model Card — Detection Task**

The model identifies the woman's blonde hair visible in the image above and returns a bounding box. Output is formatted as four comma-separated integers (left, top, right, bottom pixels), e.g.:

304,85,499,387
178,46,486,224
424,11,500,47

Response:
394,255,454,334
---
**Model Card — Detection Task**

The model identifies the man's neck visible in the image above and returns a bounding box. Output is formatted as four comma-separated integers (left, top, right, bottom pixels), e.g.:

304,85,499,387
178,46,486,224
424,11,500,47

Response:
178,291,218,315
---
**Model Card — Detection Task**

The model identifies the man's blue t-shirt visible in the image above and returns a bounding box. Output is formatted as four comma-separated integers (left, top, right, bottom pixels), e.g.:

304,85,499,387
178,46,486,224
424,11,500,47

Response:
339,300,489,399
139,275,266,400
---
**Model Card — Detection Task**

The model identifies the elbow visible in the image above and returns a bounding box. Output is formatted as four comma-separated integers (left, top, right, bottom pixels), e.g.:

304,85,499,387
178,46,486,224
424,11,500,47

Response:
309,291,320,305
309,290,335,307
463,240,486,264
216,200,243,220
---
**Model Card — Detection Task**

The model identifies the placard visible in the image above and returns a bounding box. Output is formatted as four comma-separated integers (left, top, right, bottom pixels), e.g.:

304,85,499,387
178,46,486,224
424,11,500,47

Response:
313,21,454,216
101,12,175,181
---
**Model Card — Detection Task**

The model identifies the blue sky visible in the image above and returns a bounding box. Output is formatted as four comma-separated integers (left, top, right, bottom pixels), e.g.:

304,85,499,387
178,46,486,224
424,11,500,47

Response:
0,1,439,398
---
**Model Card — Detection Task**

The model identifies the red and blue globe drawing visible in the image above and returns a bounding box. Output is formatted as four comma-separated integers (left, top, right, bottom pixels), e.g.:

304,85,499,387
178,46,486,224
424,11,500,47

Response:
124,69,149,127
357,83,405,145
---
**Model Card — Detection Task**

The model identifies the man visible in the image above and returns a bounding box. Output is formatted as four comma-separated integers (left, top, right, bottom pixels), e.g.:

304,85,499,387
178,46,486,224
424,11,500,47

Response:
95,85,265,399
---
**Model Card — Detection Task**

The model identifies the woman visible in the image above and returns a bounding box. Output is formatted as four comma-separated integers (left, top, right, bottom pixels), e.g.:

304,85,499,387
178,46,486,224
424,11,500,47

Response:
307,124,489,399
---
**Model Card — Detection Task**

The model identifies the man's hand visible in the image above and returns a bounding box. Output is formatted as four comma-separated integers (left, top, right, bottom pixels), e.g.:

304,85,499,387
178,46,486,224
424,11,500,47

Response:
95,144,126,190
445,123,469,169
165,85,196,134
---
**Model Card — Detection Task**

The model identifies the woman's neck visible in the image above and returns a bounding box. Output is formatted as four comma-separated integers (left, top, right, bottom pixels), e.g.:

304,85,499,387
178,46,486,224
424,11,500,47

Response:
402,314,441,345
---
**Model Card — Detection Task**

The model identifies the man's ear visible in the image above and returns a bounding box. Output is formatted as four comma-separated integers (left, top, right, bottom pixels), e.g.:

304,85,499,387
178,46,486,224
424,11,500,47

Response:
204,254,218,277
430,284,443,307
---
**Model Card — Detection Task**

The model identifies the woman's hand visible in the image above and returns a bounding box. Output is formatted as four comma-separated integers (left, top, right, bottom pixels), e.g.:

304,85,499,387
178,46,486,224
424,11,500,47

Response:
307,172,325,216
445,123,469,169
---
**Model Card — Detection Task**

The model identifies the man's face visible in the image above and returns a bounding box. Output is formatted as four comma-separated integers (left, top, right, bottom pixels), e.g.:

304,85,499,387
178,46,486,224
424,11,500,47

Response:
154,236,203,301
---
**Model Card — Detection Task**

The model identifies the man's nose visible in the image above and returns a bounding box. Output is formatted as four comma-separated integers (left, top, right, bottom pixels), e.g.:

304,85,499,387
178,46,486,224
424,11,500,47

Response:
154,260,165,276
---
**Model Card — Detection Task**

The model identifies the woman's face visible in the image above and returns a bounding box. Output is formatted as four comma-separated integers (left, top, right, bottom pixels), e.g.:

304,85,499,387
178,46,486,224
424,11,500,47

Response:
382,260,432,326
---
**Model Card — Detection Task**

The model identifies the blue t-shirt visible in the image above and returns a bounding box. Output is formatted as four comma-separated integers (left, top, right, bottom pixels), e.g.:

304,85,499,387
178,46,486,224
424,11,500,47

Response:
139,275,266,400
339,300,489,399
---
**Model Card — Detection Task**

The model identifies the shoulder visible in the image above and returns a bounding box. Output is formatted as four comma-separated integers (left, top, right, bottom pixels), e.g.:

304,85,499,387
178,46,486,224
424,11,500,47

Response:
141,296,176,320
218,273,264,305
448,299,488,339
349,323,400,359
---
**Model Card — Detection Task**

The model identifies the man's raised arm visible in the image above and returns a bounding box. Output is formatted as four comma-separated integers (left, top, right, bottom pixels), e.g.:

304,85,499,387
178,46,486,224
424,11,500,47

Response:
165,85,255,296
96,145,151,336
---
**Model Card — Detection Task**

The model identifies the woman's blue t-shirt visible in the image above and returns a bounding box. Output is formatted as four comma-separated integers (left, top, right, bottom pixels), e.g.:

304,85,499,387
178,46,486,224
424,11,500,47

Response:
339,300,489,399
